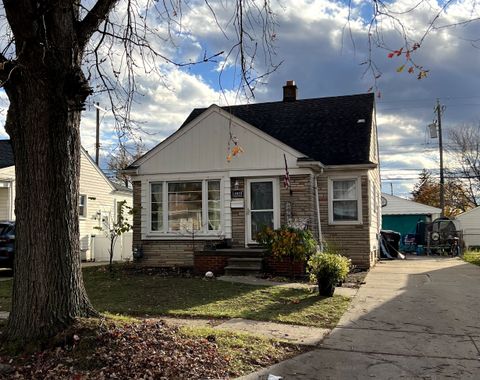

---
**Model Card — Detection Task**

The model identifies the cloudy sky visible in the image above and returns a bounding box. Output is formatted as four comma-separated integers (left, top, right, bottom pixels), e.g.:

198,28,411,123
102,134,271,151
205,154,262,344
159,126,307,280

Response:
1,0,480,198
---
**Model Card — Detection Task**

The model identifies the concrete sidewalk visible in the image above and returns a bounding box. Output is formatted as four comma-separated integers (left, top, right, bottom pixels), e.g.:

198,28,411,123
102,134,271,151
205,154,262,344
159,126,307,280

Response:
240,257,480,379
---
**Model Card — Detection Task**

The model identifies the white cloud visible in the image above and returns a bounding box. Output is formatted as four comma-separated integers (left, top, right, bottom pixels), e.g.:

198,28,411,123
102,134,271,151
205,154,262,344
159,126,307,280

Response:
1,0,480,197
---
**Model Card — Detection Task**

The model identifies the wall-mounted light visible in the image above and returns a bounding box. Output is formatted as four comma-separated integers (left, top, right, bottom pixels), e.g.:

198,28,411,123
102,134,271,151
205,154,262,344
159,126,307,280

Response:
233,180,240,190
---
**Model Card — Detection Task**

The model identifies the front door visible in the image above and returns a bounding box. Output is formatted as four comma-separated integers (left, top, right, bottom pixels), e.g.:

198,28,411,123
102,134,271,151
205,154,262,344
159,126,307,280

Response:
246,178,279,244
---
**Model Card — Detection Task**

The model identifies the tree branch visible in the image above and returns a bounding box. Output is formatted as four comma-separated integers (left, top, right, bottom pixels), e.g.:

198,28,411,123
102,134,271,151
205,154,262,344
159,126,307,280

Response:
77,0,119,49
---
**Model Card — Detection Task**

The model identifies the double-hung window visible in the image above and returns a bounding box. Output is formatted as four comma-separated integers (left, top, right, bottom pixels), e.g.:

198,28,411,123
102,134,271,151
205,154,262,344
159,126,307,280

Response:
150,180,221,233
79,194,87,218
329,178,361,224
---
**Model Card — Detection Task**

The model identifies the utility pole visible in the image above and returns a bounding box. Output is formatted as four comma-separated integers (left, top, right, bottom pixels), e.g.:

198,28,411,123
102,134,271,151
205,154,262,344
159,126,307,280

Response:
95,102,100,166
435,99,445,217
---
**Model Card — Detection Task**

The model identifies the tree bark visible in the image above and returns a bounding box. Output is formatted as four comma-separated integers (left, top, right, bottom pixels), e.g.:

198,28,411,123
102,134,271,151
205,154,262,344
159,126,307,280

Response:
4,69,97,343
2,1,99,344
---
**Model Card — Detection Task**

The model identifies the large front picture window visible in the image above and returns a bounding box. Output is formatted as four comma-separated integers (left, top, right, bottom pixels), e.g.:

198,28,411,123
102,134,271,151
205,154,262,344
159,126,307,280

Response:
330,178,361,223
150,180,221,233
168,182,203,231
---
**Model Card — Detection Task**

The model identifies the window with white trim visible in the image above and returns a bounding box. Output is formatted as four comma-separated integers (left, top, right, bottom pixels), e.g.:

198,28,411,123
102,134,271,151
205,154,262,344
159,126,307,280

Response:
150,180,221,233
151,183,163,231
79,194,87,217
208,181,221,231
329,178,361,223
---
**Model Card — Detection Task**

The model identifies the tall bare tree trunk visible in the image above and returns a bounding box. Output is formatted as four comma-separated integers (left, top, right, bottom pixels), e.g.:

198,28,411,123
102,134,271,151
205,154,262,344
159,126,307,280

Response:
4,66,97,343
1,0,102,343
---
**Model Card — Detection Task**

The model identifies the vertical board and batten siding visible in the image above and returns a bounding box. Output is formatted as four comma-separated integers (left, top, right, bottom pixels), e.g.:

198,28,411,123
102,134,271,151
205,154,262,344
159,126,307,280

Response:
79,151,133,261
0,166,16,220
456,207,480,248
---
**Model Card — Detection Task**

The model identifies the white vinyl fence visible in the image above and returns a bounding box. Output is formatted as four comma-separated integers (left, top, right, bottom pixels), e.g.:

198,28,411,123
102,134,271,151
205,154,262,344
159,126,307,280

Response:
90,232,133,262
463,228,480,250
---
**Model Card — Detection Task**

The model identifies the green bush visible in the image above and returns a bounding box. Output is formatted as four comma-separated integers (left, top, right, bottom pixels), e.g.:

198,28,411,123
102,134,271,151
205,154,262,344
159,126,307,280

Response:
256,226,317,262
307,252,351,296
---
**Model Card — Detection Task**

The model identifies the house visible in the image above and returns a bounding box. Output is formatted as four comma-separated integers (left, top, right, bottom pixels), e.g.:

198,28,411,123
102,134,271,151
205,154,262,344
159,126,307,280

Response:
455,206,480,250
0,141,15,221
381,193,441,249
125,81,381,272
0,140,133,262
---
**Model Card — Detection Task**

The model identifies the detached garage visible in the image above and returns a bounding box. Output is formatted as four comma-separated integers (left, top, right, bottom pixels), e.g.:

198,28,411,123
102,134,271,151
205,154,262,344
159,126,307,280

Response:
456,207,480,250
381,193,441,248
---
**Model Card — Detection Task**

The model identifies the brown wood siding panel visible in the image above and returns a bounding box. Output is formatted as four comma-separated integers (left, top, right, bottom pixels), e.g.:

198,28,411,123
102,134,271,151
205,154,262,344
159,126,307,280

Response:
280,174,316,235
231,178,245,247
317,173,373,269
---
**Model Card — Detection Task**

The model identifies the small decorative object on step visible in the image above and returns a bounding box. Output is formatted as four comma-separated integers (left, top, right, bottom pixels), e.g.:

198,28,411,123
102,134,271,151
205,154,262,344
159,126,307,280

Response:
204,271,215,279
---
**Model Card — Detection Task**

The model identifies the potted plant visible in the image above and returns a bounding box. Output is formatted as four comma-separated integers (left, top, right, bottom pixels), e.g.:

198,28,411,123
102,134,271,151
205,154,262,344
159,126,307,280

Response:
307,251,351,296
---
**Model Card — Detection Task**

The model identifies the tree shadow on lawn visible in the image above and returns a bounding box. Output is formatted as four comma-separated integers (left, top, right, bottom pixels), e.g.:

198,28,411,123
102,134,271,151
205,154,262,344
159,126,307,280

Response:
83,268,349,328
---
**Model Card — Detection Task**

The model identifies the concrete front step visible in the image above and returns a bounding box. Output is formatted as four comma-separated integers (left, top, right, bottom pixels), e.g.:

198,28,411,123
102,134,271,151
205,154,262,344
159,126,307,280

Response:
227,257,263,269
224,267,262,276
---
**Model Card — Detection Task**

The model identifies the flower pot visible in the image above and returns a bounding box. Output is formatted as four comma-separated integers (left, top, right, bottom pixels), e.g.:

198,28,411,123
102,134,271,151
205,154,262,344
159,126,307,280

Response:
317,276,335,297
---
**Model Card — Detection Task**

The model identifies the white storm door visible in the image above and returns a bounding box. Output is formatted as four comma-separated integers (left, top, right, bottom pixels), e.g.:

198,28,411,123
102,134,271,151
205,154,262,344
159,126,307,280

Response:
246,178,279,244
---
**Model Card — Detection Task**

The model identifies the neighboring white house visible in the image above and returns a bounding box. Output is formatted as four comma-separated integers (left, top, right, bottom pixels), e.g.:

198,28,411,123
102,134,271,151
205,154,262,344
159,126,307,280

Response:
0,140,133,262
456,206,480,249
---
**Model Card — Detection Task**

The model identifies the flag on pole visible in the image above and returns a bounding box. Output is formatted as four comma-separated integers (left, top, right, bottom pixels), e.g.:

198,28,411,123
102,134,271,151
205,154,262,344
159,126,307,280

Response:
283,154,292,195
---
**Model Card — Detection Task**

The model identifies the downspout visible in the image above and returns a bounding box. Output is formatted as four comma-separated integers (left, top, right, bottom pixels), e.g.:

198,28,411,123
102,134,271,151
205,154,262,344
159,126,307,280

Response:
314,171,324,252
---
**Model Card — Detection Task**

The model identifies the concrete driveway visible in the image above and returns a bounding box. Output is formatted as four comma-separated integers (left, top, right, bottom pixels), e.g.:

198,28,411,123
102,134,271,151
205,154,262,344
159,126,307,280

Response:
240,257,480,379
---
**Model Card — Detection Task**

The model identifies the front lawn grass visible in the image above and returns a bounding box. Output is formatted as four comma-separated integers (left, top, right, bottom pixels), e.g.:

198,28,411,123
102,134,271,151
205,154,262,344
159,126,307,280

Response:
463,250,480,266
0,279,11,313
180,326,307,376
0,266,351,329
84,267,350,328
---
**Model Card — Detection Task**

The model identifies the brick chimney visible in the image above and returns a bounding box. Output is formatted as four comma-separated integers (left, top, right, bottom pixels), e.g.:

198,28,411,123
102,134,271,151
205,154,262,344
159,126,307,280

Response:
283,80,297,102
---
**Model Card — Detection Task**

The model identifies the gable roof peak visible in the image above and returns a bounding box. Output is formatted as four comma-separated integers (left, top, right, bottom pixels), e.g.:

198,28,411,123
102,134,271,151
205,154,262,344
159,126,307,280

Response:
180,92,375,166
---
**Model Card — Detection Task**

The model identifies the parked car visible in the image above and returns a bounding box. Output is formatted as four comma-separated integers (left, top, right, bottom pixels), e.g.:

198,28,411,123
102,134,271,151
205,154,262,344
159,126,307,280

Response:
0,221,15,269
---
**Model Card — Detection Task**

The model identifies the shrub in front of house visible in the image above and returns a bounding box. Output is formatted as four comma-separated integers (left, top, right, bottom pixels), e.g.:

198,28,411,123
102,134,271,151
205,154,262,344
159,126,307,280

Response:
307,251,351,297
256,226,317,264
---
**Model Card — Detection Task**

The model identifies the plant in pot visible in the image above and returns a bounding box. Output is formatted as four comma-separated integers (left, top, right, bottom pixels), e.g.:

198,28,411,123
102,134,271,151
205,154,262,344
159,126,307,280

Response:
307,251,351,297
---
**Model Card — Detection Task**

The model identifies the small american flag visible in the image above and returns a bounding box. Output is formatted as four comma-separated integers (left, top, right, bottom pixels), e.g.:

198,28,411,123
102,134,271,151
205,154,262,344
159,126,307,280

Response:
283,154,292,195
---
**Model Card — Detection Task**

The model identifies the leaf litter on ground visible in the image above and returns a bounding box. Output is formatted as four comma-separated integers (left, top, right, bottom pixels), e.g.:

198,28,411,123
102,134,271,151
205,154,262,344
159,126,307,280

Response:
0,317,307,379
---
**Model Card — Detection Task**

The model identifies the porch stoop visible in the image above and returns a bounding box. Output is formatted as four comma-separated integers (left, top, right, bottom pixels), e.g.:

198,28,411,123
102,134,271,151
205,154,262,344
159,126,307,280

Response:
193,248,265,276
224,257,264,276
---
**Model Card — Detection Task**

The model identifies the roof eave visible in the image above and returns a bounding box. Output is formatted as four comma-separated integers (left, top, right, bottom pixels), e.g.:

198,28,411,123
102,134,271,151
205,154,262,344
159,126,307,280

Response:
297,159,325,171
324,163,378,171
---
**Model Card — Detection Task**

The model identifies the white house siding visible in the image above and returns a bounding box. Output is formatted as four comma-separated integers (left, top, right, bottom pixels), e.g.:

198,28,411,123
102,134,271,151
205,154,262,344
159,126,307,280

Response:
137,109,301,176
0,152,132,261
368,168,381,264
78,151,133,261
382,193,441,217
0,166,16,220
368,112,379,164
456,207,480,249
